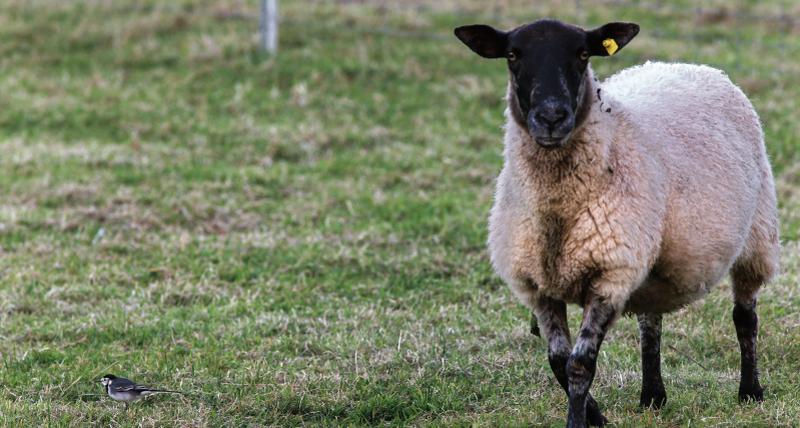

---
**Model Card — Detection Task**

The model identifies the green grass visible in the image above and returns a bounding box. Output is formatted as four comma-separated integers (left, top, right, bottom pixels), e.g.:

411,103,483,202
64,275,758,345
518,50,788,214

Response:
1,0,800,426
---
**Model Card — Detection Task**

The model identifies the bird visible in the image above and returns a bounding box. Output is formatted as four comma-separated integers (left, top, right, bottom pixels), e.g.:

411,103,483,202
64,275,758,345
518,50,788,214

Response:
99,374,184,407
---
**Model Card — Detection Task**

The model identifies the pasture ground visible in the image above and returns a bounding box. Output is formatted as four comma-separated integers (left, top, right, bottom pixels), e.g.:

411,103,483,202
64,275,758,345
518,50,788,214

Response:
1,0,800,426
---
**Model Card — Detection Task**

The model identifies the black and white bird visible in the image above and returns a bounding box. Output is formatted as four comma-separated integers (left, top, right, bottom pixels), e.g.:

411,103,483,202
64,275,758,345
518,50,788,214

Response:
99,374,183,406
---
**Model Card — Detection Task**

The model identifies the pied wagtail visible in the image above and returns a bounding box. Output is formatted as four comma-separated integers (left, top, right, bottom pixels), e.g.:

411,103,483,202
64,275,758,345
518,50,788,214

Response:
100,374,184,406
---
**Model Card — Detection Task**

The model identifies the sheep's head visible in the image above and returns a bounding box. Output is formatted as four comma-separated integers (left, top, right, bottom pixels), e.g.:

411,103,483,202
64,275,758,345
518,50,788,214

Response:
454,19,639,149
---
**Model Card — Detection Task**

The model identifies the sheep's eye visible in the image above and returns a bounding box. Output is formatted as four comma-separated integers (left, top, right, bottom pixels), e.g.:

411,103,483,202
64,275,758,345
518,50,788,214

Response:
579,51,590,61
507,51,517,62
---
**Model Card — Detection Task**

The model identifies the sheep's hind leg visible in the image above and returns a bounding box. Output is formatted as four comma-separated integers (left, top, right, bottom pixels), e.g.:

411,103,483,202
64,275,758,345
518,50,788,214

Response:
530,310,540,337
637,313,666,409
565,294,618,428
731,255,772,403
732,297,763,402
729,184,778,403
534,296,608,427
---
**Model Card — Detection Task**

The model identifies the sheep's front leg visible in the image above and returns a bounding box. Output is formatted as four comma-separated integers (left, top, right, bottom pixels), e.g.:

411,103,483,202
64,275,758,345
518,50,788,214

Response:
534,296,607,427
637,313,667,408
566,294,618,428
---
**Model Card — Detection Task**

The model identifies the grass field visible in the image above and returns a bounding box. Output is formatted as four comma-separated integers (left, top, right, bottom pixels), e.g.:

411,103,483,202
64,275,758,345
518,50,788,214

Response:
1,0,799,426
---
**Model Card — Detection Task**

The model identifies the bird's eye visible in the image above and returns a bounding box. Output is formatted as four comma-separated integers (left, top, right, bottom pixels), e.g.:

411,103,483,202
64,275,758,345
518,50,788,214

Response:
579,51,590,61
508,51,517,62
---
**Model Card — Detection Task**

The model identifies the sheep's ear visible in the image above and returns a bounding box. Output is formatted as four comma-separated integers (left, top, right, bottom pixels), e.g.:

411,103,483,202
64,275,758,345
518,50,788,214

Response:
454,24,509,59
586,22,639,57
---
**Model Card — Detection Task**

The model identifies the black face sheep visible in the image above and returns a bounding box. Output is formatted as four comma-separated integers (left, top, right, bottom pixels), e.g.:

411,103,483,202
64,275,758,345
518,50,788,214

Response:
454,19,779,427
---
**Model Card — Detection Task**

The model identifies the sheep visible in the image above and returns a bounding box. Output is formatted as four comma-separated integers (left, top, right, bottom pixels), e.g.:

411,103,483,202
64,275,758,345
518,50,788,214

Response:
453,19,780,427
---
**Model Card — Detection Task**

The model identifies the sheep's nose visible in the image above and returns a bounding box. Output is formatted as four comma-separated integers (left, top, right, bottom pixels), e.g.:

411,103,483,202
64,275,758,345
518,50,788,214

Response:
535,106,568,131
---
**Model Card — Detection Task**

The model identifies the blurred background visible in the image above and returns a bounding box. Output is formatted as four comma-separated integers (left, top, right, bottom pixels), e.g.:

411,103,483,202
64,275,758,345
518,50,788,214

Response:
1,0,799,425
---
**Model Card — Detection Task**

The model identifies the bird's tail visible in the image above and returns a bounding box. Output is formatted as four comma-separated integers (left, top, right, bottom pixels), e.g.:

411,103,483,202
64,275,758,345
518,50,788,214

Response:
145,389,185,395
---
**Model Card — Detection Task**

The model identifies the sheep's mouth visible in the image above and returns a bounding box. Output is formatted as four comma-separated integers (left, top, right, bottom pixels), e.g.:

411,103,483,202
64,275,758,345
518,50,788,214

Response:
534,135,569,149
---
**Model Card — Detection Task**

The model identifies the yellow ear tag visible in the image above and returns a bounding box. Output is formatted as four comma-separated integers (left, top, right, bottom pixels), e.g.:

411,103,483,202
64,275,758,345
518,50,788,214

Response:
602,38,618,55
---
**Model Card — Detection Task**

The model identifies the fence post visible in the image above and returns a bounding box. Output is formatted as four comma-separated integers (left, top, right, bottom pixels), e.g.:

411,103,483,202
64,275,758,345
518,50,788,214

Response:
260,0,278,54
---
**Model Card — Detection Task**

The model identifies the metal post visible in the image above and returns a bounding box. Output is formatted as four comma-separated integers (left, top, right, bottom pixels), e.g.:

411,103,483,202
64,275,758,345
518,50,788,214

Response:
260,0,278,53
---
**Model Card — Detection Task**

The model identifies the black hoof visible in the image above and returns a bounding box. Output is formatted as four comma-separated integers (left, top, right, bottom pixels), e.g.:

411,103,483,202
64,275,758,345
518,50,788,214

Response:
587,397,608,426
738,384,764,403
640,387,667,409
